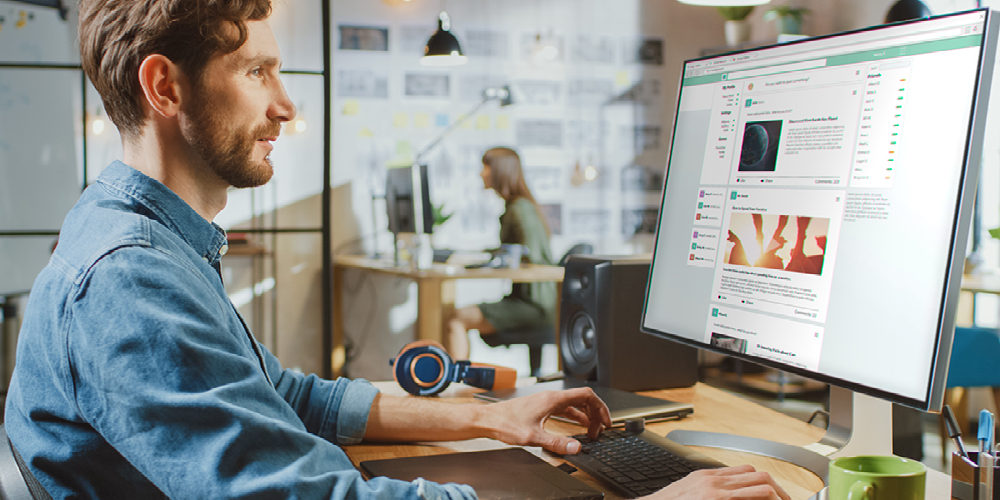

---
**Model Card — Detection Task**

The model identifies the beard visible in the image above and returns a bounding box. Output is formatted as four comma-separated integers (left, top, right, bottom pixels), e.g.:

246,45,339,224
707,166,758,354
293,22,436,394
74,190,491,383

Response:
183,90,282,189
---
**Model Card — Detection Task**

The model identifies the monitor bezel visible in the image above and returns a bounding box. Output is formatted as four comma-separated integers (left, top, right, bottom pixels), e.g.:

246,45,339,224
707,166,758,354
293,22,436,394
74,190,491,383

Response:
640,8,996,412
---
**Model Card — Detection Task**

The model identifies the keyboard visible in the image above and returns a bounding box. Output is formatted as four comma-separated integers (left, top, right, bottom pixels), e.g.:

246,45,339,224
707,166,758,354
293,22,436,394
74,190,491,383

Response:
564,428,726,498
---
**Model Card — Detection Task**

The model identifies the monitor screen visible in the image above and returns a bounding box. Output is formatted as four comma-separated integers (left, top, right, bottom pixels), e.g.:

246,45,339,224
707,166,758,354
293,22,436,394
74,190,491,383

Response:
385,164,434,235
642,9,995,411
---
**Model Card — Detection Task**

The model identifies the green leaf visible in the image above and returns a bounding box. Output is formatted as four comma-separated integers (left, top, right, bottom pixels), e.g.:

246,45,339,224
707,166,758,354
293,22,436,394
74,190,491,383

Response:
716,6,754,21
989,227,1000,239
432,204,453,226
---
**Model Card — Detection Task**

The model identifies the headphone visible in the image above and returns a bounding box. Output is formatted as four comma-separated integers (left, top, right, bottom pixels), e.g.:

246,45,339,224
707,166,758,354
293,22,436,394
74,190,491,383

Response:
390,340,517,396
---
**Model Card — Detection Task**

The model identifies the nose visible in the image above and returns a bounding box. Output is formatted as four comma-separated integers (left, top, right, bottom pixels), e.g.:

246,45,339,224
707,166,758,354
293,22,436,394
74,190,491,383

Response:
270,79,296,123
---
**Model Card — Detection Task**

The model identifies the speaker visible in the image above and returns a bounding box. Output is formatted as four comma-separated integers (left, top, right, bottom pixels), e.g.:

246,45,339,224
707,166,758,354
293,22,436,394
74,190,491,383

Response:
560,255,698,391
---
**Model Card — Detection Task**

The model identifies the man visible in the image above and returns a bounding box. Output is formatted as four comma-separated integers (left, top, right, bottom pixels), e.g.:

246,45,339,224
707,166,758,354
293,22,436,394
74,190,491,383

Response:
4,1,791,499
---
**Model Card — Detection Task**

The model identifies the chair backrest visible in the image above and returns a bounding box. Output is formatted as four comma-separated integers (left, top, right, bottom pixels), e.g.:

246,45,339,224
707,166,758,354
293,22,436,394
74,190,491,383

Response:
0,424,52,500
558,243,593,266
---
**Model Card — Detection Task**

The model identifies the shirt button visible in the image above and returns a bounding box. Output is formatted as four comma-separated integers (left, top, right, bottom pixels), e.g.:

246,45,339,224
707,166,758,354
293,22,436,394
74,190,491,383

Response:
202,257,209,263
220,244,229,256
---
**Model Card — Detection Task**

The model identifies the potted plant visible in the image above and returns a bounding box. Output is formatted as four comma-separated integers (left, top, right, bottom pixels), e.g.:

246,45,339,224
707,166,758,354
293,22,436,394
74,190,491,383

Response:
716,7,755,47
764,6,810,35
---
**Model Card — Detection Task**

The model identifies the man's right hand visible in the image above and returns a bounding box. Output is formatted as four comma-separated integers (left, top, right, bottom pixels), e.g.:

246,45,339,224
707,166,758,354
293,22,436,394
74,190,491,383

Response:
645,465,792,500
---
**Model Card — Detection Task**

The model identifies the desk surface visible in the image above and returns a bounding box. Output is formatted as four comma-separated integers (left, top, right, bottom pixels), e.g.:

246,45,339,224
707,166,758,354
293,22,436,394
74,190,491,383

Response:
961,273,1000,295
345,381,950,500
334,255,564,281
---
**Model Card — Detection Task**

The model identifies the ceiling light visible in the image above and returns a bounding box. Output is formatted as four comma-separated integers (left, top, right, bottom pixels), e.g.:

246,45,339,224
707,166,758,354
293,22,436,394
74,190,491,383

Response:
420,12,468,66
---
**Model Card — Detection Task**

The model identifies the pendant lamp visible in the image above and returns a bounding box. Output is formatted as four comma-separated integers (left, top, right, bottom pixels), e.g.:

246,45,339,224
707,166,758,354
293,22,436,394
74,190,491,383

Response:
420,11,468,66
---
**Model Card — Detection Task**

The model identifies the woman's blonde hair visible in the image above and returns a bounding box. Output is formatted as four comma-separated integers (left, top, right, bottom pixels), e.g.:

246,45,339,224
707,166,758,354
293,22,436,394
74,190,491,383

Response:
482,147,550,237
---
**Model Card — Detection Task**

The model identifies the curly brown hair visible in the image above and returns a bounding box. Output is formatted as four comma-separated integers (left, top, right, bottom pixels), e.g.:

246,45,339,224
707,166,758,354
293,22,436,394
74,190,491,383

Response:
78,0,272,140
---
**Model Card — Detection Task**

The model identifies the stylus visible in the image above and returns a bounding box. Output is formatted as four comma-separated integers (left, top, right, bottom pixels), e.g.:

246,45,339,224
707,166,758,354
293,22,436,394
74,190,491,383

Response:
944,405,970,459
979,410,995,500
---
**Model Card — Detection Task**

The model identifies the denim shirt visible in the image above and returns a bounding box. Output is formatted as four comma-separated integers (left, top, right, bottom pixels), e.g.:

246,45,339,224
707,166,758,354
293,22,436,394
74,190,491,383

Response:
4,161,476,500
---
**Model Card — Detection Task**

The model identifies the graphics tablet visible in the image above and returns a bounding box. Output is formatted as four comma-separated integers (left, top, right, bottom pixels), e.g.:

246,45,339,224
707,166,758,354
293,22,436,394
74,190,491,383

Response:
473,381,693,426
360,448,604,500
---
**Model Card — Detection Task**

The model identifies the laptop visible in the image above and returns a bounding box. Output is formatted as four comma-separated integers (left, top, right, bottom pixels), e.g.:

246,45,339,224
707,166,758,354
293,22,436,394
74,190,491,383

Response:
360,448,604,500
473,380,693,426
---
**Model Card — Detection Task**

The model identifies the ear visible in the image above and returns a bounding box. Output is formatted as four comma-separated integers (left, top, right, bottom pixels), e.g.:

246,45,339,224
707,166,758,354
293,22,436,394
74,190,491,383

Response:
137,54,184,119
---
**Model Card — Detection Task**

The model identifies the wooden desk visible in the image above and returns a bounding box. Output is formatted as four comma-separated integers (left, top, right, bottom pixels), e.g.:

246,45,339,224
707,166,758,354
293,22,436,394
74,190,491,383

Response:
332,256,564,377
961,274,1000,295
344,381,951,500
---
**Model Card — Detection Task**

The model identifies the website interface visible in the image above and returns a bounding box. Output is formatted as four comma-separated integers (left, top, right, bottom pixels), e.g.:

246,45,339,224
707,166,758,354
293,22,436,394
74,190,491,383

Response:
644,11,989,403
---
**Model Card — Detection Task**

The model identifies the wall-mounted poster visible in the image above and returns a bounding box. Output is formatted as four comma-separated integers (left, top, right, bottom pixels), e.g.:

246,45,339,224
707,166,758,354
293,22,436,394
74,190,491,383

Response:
623,125,661,154
515,80,562,106
625,37,664,65
458,74,508,102
404,73,450,98
516,120,563,148
524,167,563,193
572,35,615,64
621,165,664,192
538,204,563,235
567,78,614,104
400,25,435,55
462,29,509,58
338,25,388,51
337,70,389,98
569,209,610,235
622,208,659,235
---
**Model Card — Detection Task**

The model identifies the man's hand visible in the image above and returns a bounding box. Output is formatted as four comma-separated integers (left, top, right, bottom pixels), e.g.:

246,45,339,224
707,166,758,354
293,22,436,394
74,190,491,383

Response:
483,387,612,455
646,465,792,500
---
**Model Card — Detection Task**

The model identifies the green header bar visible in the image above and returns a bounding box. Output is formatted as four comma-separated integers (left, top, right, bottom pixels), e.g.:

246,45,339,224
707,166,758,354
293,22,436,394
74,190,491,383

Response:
682,34,983,87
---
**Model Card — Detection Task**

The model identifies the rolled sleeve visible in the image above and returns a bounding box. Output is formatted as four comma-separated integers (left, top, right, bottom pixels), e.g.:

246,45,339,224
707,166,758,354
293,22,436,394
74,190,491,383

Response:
331,378,380,444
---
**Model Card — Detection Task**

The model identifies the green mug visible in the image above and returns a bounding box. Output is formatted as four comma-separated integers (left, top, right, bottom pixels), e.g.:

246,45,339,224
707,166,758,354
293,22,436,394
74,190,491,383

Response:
828,455,926,500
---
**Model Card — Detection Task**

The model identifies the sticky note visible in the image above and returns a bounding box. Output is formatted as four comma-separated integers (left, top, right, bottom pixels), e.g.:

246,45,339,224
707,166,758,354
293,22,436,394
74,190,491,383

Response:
414,113,430,129
476,115,490,130
392,113,407,128
342,99,360,116
358,127,375,138
396,140,412,157
435,113,449,127
458,114,472,129
496,115,510,130
616,71,630,87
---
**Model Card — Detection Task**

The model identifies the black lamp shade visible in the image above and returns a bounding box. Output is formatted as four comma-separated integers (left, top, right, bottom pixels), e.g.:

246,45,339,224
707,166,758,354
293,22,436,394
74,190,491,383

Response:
885,0,931,24
424,18,464,57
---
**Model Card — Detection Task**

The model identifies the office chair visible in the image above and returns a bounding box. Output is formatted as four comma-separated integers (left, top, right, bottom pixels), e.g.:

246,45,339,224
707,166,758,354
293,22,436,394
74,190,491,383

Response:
938,326,1000,463
0,425,52,500
484,243,593,377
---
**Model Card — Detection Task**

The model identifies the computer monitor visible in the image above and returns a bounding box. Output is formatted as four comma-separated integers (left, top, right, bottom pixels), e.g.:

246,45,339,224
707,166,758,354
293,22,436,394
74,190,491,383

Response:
641,9,997,478
385,164,434,236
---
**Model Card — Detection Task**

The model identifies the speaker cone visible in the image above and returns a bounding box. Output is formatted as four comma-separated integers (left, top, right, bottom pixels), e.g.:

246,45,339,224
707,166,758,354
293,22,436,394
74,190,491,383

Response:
561,309,597,380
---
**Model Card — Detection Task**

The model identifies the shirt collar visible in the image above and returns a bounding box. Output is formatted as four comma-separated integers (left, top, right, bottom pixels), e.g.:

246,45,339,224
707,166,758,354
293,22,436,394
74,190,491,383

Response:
96,161,230,266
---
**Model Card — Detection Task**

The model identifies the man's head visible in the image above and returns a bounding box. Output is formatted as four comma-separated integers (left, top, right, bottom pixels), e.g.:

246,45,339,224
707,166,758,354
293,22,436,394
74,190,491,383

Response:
79,0,294,188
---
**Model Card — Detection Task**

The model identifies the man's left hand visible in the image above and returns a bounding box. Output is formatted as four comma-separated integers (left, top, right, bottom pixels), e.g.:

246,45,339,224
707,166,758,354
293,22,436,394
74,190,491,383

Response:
483,387,612,455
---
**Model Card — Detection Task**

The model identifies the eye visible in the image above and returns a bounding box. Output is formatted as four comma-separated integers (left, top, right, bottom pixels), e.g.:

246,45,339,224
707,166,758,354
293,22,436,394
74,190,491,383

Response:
249,67,263,78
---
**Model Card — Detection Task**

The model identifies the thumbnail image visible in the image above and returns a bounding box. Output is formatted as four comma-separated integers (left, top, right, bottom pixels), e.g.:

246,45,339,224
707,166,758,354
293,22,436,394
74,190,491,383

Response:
405,73,450,98
738,120,782,172
724,213,829,275
338,25,389,51
710,333,748,354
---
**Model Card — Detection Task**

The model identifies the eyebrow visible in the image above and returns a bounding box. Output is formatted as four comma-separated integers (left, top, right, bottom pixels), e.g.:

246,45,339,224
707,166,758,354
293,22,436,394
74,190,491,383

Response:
233,54,282,71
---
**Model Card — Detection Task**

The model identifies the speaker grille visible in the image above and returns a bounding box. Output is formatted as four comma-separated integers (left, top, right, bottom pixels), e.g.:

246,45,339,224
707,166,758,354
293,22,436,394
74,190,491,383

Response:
561,309,598,379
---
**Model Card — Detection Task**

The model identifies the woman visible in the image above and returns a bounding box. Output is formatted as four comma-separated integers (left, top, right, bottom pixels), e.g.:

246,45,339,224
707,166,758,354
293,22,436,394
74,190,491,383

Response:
446,147,557,360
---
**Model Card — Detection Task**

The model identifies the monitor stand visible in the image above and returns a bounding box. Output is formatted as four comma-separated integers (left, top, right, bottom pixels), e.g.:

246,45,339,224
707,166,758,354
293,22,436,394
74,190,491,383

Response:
666,386,892,486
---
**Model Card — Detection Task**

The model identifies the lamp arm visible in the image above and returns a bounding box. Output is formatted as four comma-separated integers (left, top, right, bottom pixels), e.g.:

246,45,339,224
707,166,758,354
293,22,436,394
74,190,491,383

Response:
413,97,491,164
